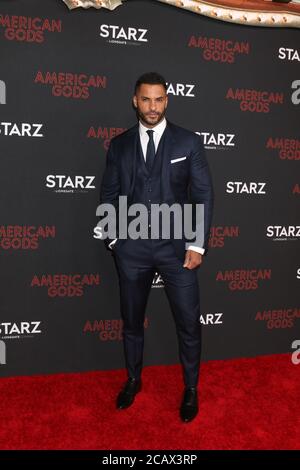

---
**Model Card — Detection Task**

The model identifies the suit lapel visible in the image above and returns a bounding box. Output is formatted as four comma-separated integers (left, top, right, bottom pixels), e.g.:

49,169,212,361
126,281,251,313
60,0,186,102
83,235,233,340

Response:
123,124,139,199
160,121,176,202
126,120,177,202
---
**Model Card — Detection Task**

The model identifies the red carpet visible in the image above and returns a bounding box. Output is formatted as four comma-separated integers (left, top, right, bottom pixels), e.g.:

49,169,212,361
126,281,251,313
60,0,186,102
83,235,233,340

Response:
0,353,299,450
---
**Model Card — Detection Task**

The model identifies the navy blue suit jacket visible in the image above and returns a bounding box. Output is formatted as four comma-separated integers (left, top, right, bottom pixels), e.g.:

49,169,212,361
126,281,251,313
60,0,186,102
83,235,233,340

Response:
100,120,214,261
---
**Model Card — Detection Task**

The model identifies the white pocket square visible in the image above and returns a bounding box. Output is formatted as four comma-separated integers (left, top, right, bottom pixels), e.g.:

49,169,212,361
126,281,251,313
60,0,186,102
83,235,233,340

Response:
170,157,187,164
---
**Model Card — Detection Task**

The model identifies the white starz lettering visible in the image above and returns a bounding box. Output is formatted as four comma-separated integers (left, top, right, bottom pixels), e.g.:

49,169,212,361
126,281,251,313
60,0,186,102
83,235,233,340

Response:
278,47,300,62
226,182,266,194
196,132,235,147
100,24,148,42
0,122,43,137
46,175,96,189
266,226,300,238
166,83,195,97
199,313,223,325
0,321,42,336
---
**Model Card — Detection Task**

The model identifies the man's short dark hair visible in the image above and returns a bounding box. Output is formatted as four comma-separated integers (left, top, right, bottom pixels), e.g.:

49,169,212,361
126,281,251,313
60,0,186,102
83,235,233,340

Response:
134,72,167,94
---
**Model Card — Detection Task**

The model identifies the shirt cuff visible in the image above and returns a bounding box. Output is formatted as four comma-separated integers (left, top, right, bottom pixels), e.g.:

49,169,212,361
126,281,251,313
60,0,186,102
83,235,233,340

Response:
108,239,117,250
187,245,205,255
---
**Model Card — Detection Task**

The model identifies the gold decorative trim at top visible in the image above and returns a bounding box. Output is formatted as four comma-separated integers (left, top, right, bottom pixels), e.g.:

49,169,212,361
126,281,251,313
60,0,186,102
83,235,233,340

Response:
63,0,123,9
62,0,300,28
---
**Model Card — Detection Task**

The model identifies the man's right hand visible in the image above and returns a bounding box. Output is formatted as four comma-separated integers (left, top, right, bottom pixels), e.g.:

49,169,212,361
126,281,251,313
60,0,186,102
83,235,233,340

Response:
108,239,118,250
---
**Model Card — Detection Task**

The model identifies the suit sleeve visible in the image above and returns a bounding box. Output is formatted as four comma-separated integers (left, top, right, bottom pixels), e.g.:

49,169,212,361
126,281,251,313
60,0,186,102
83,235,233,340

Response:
99,140,120,250
188,134,214,254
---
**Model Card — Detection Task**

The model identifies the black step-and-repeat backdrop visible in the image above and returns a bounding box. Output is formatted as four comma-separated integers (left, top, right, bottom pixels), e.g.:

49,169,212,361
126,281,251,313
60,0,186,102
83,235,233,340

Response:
0,0,299,377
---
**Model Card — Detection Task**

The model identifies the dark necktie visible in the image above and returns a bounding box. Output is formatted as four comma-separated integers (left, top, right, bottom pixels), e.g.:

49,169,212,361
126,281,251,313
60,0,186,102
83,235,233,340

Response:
145,129,155,172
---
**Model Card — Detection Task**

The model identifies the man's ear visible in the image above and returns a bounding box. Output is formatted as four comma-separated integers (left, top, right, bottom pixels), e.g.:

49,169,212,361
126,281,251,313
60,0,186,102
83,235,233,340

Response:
133,96,137,108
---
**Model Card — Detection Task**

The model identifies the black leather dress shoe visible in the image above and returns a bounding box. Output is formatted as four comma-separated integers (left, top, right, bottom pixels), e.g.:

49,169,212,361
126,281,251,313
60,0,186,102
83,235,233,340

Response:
180,387,198,423
116,378,142,409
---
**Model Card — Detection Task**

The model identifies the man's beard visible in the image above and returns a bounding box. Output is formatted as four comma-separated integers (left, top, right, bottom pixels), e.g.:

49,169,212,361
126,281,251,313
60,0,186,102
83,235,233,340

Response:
136,108,166,127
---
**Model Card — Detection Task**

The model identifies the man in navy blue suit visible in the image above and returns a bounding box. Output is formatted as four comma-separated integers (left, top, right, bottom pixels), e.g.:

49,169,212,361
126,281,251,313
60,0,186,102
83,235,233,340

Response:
100,72,214,422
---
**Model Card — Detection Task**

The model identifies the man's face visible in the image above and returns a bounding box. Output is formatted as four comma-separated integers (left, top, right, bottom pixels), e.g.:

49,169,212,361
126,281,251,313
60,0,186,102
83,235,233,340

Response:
133,83,168,128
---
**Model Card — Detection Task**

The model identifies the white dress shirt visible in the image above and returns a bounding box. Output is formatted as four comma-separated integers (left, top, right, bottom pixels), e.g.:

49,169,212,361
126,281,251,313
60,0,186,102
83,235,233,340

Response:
139,117,167,158
108,118,204,255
